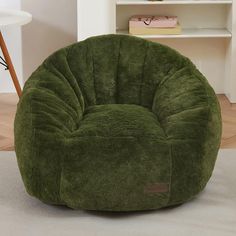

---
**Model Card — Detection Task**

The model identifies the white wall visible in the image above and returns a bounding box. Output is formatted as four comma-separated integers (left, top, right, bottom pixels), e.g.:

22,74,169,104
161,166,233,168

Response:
77,0,116,41
0,0,77,92
21,0,77,81
0,0,22,93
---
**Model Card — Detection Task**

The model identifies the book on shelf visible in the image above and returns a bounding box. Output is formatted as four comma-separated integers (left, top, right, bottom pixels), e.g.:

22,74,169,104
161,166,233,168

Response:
129,15,178,28
129,15,181,35
129,23,182,35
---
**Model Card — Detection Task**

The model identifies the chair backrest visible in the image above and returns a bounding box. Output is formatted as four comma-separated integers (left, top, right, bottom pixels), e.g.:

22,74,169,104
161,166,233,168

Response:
42,34,193,109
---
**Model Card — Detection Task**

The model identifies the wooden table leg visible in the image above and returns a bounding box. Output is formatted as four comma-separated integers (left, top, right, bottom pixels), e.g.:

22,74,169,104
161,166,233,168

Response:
0,31,22,97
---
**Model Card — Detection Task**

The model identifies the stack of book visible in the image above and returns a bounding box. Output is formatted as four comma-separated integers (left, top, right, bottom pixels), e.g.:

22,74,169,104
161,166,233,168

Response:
129,15,181,35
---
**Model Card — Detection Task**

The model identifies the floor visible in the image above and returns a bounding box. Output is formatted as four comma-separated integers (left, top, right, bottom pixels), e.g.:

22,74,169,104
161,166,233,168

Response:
0,93,17,151
1,150,235,236
218,95,236,148
0,93,236,150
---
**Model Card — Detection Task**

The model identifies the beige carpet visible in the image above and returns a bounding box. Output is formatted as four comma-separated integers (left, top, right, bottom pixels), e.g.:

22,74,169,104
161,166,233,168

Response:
0,150,236,236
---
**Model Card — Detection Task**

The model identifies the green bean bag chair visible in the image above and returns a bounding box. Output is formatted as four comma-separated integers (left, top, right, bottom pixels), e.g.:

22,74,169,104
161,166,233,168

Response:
15,34,222,211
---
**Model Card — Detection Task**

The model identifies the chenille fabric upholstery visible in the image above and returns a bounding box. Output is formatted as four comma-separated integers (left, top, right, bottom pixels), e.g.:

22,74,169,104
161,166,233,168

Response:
14,34,222,211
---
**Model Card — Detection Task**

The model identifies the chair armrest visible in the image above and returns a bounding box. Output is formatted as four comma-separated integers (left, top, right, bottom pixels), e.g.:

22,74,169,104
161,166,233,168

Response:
152,67,221,142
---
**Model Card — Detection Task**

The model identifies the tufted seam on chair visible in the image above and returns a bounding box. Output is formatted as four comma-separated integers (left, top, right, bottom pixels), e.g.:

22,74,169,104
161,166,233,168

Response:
30,85,78,124
159,105,209,124
66,46,85,112
34,67,81,128
115,37,122,103
139,41,150,105
31,109,74,133
150,65,188,114
65,42,92,108
43,57,82,112
158,67,192,90
88,40,97,105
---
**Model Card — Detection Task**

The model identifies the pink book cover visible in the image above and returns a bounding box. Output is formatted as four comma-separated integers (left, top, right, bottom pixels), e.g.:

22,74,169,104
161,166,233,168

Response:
129,15,178,28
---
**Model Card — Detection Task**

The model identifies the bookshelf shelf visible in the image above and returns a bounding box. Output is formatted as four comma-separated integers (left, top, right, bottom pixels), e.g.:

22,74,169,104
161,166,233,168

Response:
116,1,233,5
117,28,232,38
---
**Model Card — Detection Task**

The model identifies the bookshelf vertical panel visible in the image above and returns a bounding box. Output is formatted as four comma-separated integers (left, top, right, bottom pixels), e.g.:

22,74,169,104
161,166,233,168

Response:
225,2,236,102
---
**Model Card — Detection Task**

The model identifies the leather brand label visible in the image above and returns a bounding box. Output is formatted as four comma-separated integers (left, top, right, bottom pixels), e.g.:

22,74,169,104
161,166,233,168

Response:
144,183,169,194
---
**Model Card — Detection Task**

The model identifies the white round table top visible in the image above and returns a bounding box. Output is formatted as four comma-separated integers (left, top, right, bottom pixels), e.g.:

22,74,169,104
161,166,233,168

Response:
0,8,32,29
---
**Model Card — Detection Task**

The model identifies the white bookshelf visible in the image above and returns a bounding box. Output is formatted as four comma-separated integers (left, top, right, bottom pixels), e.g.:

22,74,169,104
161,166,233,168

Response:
77,0,236,103
117,1,233,5
117,28,232,38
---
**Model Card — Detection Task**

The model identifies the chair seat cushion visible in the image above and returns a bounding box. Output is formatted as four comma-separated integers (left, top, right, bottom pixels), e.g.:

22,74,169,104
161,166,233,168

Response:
75,104,166,138
62,104,171,211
